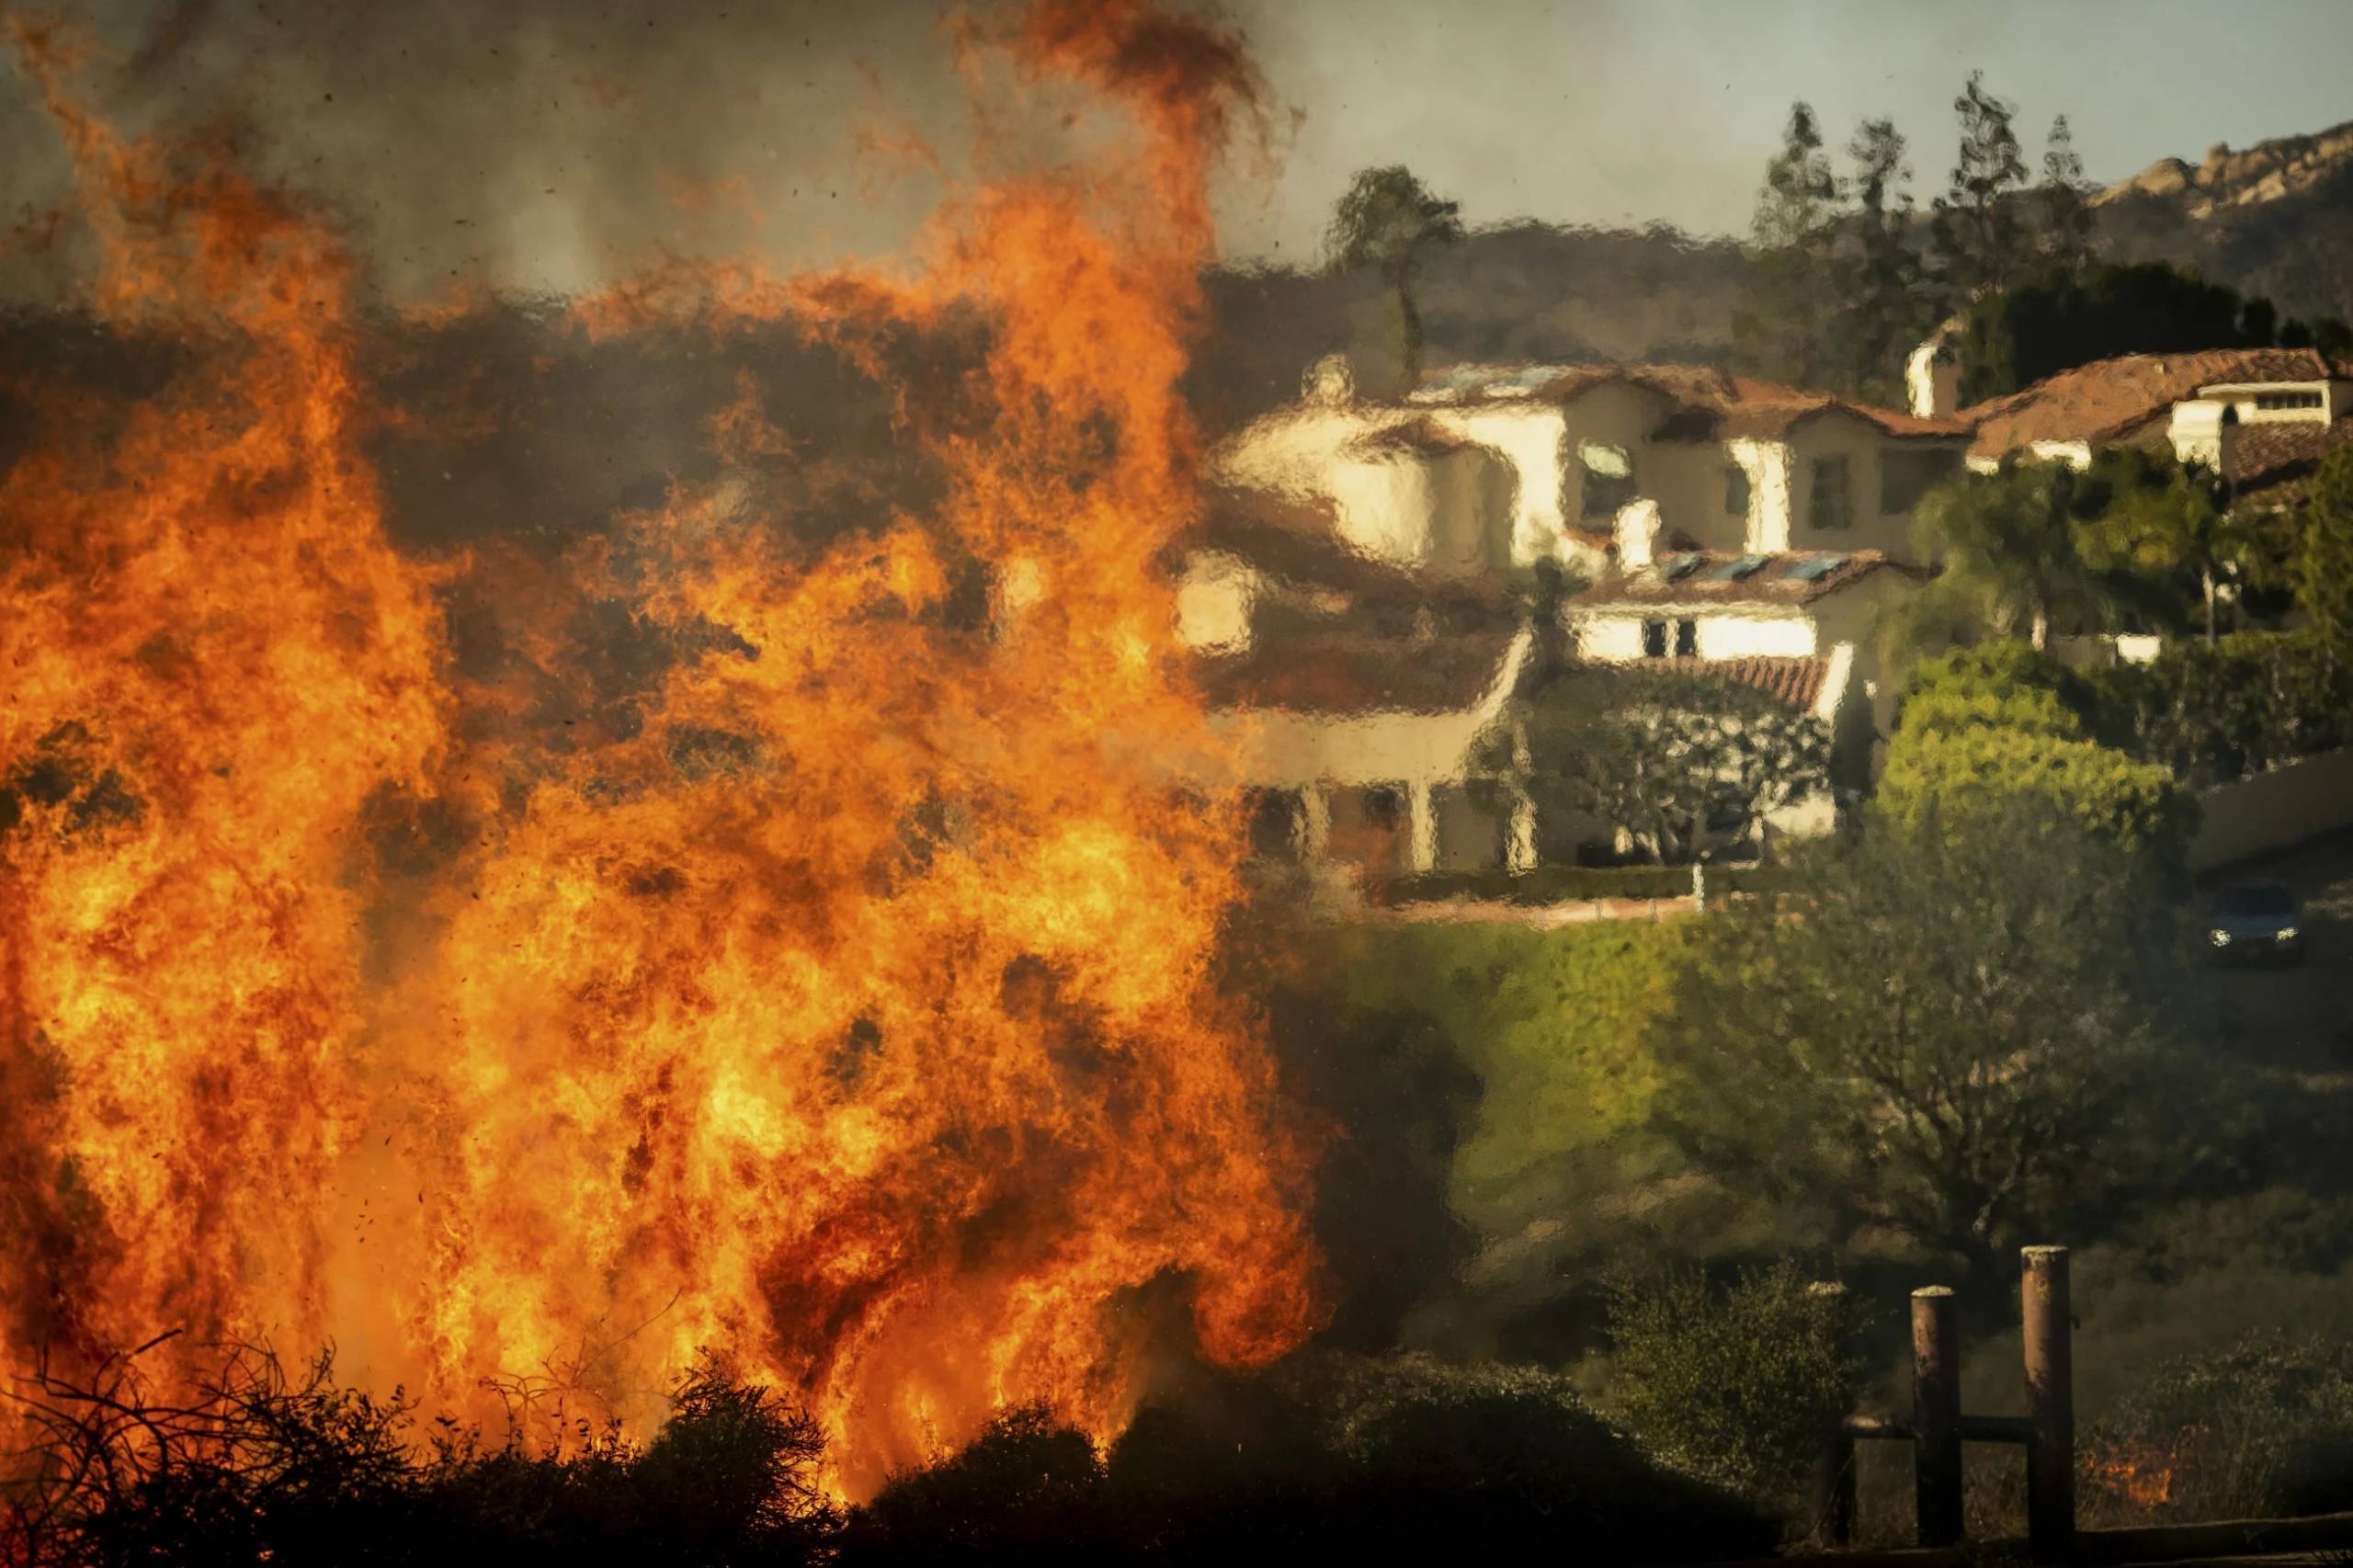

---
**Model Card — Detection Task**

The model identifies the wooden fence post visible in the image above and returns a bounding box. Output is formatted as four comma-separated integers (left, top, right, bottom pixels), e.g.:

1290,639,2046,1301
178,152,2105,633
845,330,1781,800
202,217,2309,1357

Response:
1913,1286,1963,1547
2023,1246,2075,1563
1804,1281,1855,1546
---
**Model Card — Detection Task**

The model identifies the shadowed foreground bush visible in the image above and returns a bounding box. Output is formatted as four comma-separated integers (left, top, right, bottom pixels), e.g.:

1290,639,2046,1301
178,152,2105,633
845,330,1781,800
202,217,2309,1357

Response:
1601,1262,1861,1506
844,1354,1775,1564
5,1347,1771,1565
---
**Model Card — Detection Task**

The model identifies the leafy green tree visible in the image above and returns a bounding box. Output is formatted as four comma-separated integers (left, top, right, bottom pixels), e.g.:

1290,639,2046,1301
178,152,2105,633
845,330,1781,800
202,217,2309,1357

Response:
2086,629,2353,784
1896,458,2108,653
2075,446,2239,642
2293,445,2353,661
2036,114,2095,270
1733,103,1846,390
1832,118,1927,402
1649,801,2192,1278
1324,165,1464,390
1927,71,2030,301
1876,718,2199,870
1494,668,1831,865
1883,641,2196,864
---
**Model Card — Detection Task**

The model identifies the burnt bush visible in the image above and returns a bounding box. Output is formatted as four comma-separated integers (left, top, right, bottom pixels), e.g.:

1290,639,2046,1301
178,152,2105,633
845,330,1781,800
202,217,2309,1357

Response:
2084,1331,2353,1523
1,1343,835,1567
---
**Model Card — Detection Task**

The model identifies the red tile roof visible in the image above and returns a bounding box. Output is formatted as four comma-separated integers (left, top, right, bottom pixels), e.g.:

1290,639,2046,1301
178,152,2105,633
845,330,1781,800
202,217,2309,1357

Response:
1567,549,1923,608
1174,485,1503,607
1961,348,2353,459
1415,361,1973,440
1345,415,1487,456
1194,629,1523,717
1608,653,1833,710
2234,418,2353,506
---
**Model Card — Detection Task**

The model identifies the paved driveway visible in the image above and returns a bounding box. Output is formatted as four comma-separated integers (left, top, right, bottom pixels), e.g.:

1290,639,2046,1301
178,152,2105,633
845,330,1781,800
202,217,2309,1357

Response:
2188,828,2353,1075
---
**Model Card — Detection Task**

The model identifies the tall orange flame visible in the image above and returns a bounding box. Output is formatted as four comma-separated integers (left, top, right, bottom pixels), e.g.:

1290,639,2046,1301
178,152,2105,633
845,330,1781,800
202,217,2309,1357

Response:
0,0,1323,1497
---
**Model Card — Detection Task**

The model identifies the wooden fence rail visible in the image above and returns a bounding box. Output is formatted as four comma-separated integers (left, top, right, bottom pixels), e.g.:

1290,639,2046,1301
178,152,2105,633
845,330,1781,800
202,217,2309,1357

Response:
1808,1245,2075,1562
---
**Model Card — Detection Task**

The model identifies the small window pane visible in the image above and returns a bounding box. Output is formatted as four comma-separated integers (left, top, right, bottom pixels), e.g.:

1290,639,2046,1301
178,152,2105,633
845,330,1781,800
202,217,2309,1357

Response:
1674,619,1697,656
1642,619,1668,658
1724,464,1750,517
1580,442,1637,518
1810,456,1851,530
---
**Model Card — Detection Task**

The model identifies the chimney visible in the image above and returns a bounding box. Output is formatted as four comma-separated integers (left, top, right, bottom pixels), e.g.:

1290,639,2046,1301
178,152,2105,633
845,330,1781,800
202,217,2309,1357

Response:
1614,497,1663,572
1906,335,1961,420
2167,398,2239,484
1302,353,1355,407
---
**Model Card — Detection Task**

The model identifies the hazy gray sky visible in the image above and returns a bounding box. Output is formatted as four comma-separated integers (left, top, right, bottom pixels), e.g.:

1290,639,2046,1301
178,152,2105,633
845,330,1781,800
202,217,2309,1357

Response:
1,0,2346,300
1223,0,2353,256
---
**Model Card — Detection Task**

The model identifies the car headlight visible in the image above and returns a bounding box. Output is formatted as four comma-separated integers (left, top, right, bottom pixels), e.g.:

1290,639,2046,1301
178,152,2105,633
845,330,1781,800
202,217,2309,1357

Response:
2210,928,2232,946
2278,926,2300,941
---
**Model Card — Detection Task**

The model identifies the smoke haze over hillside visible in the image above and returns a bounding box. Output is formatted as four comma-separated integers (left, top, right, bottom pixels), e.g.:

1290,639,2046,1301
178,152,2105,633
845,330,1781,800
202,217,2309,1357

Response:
6,0,2349,305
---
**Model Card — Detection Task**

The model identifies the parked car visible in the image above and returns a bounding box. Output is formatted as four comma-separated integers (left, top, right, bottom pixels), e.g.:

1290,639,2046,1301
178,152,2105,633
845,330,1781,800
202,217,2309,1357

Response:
2206,881,2304,966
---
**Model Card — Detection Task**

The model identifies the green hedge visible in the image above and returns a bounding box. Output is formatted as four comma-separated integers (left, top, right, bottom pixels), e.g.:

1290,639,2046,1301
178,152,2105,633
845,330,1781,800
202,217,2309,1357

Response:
2082,629,2353,786
1385,863,1801,906
1325,922,1691,1236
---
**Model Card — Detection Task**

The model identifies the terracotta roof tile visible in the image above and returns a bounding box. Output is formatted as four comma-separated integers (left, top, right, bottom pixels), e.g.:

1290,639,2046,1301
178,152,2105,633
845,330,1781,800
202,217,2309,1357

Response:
1411,361,1972,440
1635,653,1832,710
1173,485,1503,606
2233,418,2353,506
1962,348,2353,459
1345,415,1485,456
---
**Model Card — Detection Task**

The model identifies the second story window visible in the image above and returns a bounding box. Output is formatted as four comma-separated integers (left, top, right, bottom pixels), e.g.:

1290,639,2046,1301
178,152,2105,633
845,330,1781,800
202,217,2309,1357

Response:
1642,618,1668,658
1580,441,1637,519
1809,455,1851,531
1723,464,1750,517
1675,618,1698,656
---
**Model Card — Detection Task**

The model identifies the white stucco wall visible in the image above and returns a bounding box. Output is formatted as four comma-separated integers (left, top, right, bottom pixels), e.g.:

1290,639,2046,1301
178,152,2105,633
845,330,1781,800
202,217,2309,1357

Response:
1568,606,1821,661
1728,437,1794,552
1786,415,1911,557
1175,551,1256,652
2189,747,2353,870
1211,403,1401,495
1208,630,1534,791
1328,451,1438,566
1803,569,1917,739
1694,614,1818,659
1424,402,1572,566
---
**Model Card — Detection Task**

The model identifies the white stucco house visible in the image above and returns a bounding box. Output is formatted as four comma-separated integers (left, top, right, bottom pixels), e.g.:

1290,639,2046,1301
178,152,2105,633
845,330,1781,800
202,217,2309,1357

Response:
1175,356,1995,885
1561,540,1927,810
1164,486,1536,881
1213,355,1975,579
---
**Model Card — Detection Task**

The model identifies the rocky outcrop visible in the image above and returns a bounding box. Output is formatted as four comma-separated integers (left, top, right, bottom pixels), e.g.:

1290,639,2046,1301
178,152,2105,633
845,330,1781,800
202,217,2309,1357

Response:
2096,122,2353,217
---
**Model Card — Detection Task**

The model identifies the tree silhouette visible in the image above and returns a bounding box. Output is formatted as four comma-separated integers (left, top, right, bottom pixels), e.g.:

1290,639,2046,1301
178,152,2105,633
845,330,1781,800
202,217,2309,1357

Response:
1928,71,2030,301
1733,102,1845,389
1324,165,1464,390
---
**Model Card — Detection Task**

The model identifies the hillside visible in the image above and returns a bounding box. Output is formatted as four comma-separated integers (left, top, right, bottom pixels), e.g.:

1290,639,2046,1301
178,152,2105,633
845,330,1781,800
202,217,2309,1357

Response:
2091,120,2353,327
1193,117,2353,434
1193,223,1749,433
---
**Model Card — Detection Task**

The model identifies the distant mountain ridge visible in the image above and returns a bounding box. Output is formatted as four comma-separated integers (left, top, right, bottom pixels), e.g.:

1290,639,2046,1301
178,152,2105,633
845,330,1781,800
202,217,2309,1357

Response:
2095,120,2353,217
